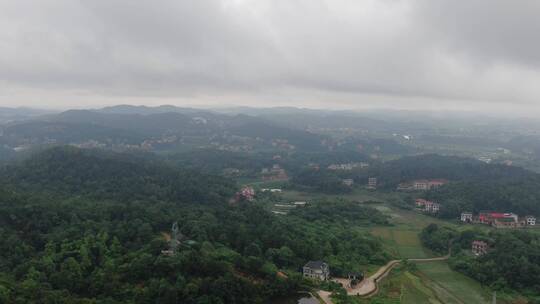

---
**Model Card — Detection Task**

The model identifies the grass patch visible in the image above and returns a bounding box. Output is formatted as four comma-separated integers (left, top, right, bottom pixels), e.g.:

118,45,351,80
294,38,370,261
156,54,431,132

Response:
391,230,421,247
415,261,491,304
370,227,433,259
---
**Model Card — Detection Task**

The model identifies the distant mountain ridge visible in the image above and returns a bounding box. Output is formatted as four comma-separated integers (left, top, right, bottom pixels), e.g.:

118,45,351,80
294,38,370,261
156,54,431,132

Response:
0,106,328,152
97,104,209,115
0,107,57,124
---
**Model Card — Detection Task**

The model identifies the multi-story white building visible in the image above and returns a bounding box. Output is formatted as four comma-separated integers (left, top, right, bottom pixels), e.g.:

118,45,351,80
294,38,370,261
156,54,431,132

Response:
461,212,473,223
368,177,377,189
303,261,330,281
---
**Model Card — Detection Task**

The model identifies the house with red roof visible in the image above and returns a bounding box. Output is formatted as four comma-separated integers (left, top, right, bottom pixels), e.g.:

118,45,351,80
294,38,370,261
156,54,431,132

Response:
413,179,448,190
415,198,440,213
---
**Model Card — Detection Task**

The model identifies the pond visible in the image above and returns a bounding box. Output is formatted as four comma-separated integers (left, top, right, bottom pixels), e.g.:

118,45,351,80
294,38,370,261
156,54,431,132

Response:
270,292,319,304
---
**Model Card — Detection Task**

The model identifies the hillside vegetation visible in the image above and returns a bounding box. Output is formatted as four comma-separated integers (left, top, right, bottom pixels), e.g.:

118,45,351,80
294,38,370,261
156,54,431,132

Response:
421,224,540,300
0,147,390,303
0,147,236,204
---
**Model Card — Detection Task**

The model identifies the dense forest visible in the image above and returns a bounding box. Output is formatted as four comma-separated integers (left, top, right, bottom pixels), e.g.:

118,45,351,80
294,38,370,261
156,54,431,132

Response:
427,177,540,218
0,147,236,204
291,169,353,194
346,154,540,218
0,146,390,303
365,154,524,188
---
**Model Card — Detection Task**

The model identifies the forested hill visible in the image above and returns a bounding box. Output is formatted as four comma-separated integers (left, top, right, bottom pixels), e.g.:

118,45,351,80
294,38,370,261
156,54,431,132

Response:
1,109,328,152
0,146,390,303
0,146,236,204
428,176,540,218
374,154,534,187
382,155,540,217
356,154,540,217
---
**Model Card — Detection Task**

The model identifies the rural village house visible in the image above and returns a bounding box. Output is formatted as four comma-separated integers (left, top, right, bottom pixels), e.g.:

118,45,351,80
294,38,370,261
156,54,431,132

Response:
472,240,489,256
461,212,473,223
367,177,377,189
303,261,330,281
415,198,440,213
525,215,536,226
413,179,448,190
235,186,255,202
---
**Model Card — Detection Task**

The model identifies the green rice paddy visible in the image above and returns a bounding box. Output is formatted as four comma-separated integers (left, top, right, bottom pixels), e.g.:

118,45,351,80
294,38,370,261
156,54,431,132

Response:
276,188,502,303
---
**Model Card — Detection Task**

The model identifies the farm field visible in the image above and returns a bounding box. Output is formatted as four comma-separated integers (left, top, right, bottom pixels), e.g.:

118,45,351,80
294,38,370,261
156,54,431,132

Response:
274,188,516,303
372,227,432,259
358,262,494,304
368,207,495,303
415,261,491,304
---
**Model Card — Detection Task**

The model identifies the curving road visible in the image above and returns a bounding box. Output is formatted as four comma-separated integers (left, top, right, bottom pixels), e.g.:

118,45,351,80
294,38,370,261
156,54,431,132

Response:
353,254,450,297
318,254,450,303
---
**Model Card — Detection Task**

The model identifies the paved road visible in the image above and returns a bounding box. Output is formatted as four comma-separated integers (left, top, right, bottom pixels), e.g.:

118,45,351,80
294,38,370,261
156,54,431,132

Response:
317,290,333,304
349,254,450,296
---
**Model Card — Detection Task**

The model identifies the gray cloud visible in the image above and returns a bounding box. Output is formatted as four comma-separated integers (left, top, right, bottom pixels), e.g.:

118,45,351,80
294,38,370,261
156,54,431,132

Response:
0,0,539,113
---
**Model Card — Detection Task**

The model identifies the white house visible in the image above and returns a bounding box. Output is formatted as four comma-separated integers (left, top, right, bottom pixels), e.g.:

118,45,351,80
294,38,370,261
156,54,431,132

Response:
303,261,330,281
461,212,473,223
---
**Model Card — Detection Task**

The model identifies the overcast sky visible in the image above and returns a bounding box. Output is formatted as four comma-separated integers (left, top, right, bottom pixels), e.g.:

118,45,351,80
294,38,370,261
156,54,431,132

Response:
1,0,540,114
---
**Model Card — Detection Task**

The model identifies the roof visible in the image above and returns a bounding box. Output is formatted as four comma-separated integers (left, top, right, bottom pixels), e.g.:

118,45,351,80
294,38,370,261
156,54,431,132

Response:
429,179,449,183
472,240,487,245
304,261,327,270
494,217,515,222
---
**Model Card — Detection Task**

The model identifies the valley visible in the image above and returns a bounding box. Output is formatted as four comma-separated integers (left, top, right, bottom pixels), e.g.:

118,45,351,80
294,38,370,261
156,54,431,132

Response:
1,106,540,303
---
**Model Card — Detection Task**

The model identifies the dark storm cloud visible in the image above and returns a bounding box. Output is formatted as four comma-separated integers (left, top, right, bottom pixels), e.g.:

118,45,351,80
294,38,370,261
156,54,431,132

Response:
0,0,539,111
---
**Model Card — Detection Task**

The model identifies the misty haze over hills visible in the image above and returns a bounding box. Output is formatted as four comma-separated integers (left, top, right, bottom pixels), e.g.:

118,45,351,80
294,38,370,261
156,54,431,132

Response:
4,1,540,303
3,104,540,171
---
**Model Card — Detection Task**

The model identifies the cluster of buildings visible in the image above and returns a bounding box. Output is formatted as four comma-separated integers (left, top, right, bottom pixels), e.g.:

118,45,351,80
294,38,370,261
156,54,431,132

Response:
460,211,536,228
398,179,448,191
415,199,440,213
261,164,288,181
327,162,369,171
